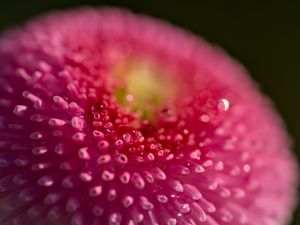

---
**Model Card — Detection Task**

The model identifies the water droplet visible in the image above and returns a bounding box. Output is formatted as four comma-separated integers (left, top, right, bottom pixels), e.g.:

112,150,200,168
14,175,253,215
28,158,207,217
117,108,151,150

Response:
200,114,210,123
218,98,230,111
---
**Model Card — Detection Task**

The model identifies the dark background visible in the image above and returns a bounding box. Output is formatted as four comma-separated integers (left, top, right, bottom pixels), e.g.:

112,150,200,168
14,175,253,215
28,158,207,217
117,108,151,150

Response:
0,0,299,224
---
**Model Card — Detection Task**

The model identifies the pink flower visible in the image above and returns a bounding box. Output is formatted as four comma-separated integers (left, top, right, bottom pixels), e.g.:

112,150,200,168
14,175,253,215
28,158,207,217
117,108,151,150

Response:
0,7,297,225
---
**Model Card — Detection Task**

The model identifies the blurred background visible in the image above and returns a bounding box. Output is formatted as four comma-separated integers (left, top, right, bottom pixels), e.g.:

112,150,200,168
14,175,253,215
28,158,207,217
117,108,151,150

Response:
0,0,299,224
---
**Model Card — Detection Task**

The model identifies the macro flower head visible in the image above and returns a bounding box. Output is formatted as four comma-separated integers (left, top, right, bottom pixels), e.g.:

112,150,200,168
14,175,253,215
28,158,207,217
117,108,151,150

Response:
0,7,298,225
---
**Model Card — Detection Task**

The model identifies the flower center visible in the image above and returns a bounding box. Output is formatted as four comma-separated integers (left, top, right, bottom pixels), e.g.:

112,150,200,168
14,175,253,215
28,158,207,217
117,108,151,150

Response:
113,59,178,122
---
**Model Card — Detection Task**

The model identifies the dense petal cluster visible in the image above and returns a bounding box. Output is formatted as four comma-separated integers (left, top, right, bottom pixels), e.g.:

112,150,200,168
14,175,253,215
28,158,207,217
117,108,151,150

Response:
0,8,297,225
